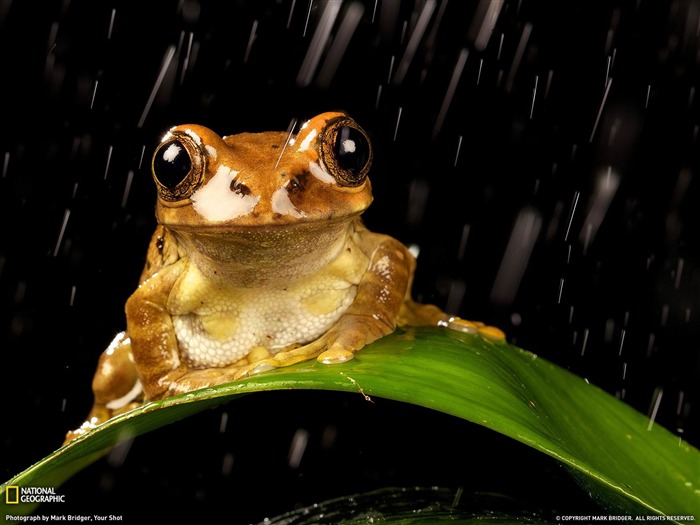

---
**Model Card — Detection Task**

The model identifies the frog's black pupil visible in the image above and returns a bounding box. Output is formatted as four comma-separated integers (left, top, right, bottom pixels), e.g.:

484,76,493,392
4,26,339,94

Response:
154,140,192,189
334,126,369,174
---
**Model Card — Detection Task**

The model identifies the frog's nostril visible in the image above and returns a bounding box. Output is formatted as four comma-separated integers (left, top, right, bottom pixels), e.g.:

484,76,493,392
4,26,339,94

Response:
230,179,251,196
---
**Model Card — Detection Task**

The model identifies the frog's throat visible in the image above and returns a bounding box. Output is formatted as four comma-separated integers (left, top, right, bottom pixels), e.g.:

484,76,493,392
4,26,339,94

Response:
172,219,359,286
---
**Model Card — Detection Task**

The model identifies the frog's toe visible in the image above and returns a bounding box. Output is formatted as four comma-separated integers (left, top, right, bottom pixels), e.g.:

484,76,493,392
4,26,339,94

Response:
317,347,355,365
232,359,277,380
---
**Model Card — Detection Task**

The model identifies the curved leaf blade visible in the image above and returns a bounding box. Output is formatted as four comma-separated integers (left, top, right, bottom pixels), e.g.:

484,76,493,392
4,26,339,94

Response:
1,328,698,521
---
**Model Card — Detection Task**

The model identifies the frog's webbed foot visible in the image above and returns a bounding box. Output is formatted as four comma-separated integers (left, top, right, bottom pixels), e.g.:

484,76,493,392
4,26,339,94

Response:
63,332,144,446
399,299,506,341
158,346,275,397
234,313,394,380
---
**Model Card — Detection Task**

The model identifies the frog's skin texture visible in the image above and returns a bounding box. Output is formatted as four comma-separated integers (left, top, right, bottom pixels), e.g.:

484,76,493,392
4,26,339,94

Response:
65,112,503,443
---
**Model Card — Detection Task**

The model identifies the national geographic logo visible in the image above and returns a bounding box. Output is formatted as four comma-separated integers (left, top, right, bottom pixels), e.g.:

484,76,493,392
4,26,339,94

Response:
5,486,65,504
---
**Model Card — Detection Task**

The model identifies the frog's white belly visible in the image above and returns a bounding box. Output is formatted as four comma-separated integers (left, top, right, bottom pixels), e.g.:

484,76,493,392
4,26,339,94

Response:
172,284,357,368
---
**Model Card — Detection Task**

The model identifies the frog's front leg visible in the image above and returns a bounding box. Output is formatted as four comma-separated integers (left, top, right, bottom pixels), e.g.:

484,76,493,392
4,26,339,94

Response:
125,260,190,400
313,235,414,365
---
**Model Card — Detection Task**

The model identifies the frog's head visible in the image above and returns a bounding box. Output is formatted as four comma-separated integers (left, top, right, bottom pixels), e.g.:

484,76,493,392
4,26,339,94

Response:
151,112,373,233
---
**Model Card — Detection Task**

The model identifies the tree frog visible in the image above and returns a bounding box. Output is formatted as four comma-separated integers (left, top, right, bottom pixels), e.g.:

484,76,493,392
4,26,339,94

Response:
65,112,503,442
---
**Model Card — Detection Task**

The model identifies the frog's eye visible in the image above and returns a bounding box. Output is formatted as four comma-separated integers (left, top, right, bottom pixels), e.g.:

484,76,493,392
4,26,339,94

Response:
152,134,204,201
320,117,372,187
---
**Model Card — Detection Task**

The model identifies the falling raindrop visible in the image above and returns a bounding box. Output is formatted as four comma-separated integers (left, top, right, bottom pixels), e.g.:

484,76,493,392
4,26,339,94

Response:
468,0,503,52
316,2,364,88
618,329,626,356
590,78,613,142
393,106,403,142
433,48,468,138
453,135,463,166
302,0,313,37
604,318,615,343
138,44,177,128
674,257,684,289
386,55,395,84
137,145,146,170
297,0,341,86
529,75,538,119
375,84,383,109
275,118,298,170
392,0,436,85
557,278,564,304
564,191,580,242
645,84,651,109
53,209,71,257
121,170,134,208
107,8,116,39
288,428,309,469
646,333,655,357
578,167,619,249
457,223,470,261
676,391,685,416
646,387,663,431
505,22,532,92
180,32,194,84
287,0,297,29
89,80,98,109
544,69,554,100
103,145,113,180
580,328,590,356
243,20,258,64
221,452,234,476
219,411,229,433
490,208,542,305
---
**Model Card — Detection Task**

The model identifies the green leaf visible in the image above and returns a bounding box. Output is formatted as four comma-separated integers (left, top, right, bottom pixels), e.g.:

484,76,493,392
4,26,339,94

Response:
2,328,698,522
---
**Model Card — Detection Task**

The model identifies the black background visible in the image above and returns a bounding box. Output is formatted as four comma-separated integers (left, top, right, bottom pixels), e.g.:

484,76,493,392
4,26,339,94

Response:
1,0,698,522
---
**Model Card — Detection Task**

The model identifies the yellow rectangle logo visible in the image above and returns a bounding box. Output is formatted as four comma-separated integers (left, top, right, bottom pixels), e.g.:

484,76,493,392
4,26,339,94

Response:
5,485,19,504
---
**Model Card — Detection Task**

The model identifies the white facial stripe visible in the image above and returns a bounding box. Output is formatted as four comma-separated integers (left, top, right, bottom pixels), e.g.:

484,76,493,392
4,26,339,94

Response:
205,144,218,160
309,161,335,184
184,128,202,145
297,128,317,152
272,185,305,218
191,165,259,221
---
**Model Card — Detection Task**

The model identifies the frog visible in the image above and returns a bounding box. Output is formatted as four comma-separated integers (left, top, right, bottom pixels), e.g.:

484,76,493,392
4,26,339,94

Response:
65,112,504,443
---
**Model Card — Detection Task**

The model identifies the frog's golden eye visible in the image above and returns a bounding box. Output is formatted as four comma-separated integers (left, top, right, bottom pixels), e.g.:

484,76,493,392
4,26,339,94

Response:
320,117,372,187
152,134,204,201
